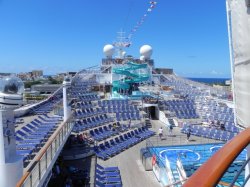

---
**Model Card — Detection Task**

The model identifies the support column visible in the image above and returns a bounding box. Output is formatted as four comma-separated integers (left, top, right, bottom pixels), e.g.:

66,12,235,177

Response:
63,77,71,122
63,85,68,122
0,108,23,187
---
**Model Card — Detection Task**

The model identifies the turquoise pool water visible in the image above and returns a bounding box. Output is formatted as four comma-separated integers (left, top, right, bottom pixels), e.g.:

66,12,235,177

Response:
149,143,247,186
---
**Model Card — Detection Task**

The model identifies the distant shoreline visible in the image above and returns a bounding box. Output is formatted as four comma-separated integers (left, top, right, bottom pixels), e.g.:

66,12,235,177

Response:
187,77,230,85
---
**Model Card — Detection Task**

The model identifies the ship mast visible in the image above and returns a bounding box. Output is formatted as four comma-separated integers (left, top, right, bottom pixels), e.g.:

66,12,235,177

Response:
113,30,131,59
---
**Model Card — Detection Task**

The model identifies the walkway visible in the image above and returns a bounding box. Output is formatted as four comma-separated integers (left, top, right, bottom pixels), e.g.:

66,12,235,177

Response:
98,119,222,187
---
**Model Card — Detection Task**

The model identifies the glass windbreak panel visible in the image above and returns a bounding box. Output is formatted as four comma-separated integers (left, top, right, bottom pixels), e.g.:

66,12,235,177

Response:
52,142,56,158
40,154,47,176
56,136,59,150
31,164,40,186
47,146,52,164
23,176,31,187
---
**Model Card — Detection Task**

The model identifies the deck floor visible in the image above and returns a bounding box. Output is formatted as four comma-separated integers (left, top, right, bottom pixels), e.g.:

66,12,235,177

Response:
98,119,222,187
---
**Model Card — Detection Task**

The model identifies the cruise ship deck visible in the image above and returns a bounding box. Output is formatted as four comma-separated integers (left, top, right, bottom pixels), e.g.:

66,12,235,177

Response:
0,1,249,187
10,62,243,187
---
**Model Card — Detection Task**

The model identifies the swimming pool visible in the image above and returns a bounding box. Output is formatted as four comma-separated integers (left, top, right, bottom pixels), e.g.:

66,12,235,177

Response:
149,143,247,186
159,148,201,163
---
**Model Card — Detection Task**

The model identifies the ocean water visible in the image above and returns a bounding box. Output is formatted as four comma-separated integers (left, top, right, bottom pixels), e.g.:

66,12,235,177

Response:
187,78,230,85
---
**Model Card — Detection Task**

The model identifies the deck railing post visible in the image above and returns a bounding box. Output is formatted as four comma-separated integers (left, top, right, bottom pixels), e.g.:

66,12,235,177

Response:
51,142,53,162
38,161,41,180
30,174,32,187
229,156,250,186
59,129,61,146
45,150,48,169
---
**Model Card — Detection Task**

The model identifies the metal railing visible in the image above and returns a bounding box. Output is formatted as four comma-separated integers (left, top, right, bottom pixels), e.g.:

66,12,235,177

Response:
16,117,74,187
146,134,221,148
228,156,250,187
53,102,64,116
145,135,225,186
183,128,250,187
176,157,187,181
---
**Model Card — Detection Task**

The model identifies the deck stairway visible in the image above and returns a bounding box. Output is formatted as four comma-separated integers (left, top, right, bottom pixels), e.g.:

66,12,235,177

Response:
165,158,184,187
171,165,182,187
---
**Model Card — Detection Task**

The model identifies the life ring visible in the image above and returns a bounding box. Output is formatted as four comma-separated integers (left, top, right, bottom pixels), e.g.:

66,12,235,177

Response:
152,155,157,166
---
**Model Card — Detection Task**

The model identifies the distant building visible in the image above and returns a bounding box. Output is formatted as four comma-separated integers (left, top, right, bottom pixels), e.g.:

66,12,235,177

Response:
55,73,66,82
17,70,43,81
54,72,76,82
31,70,43,78
0,73,12,77
17,73,31,81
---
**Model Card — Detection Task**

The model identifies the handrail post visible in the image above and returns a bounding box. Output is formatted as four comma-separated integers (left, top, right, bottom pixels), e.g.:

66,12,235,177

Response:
30,174,32,187
229,157,250,187
38,160,41,181
45,150,48,169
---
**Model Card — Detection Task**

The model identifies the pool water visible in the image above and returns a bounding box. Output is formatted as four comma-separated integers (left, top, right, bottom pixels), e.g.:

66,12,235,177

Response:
149,143,247,186
159,148,201,163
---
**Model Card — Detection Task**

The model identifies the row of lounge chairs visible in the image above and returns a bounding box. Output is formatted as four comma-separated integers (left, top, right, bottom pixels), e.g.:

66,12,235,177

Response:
30,95,62,115
95,164,122,187
90,125,119,141
73,114,114,133
102,106,139,113
181,124,236,141
115,112,141,121
162,99,199,119
78,94,99,101
206,121,239,133
74,108,106,118
73,101,93,109
94,127,155,160
73,80,98,87
16,115,62,164
71,90,90,95
176,113,199,119
98,100,129,107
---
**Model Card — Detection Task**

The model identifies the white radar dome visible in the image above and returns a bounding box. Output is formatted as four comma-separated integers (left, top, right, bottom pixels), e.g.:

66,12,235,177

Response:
140,45,153,59
122,51,126,58
103,44,115,58
140,56,145,61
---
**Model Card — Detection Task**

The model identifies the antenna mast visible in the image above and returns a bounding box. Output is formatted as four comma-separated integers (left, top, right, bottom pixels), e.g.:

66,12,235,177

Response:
113,30,131,59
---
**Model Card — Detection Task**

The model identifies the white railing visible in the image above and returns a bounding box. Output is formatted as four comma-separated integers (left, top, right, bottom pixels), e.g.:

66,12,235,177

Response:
176,158,187,183
165,159,175,185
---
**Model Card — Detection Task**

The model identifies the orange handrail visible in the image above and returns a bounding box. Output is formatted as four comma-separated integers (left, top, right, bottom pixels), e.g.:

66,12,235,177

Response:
183,127,250,187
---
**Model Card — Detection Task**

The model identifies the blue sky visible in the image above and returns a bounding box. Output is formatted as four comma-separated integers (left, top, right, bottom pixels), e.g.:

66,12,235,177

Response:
0,0,231,78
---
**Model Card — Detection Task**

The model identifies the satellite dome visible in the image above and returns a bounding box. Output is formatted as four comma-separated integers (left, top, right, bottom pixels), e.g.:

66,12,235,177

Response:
0,76,24,95
103,44,115,58
140,45,153,59
122,51,126,57
140,56,145,61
